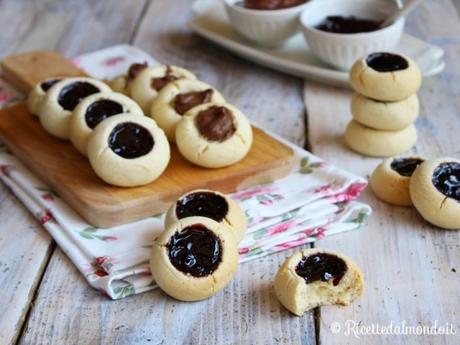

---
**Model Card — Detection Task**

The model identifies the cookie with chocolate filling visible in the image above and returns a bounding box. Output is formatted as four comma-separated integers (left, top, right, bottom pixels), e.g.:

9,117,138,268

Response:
175,102,253,168
27,77,62,116
371,156,425,206
274,249,364,316
349,52,422,102
165,189,247,243
345,120,417,157
150,79,225,142
351,93,419,131
70,92,144,155
150,216,239,301
410,157,460,229
87,114,170,187
39,77,111,139
130,65,196,113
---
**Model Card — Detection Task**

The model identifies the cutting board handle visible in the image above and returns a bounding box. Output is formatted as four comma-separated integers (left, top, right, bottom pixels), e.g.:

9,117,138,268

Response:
1,51,86,94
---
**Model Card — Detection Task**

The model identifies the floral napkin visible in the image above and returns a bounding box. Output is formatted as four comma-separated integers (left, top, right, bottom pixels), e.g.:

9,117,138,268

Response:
0,45,371,299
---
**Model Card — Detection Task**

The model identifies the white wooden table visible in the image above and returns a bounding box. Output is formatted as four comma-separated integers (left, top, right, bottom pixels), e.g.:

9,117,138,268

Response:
0,1,459,344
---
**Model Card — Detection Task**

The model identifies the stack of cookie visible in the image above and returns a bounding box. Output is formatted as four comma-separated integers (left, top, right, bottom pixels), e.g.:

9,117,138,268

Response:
345,52,422,157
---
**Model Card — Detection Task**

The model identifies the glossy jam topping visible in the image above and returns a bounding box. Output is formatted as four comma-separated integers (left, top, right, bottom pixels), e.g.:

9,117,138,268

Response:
432,162,460,201
40,79,60,92
167,224,222,277
295,253,347,286
174,89,214,115
237,0,307,10
195,106,236,142
127,62,148,82
391,158,424,177
366,52,409,72
175,191,229,222
58,82,101,111
85,99,124,129
315,16,381,34
151,66,179,91
108,122,154,159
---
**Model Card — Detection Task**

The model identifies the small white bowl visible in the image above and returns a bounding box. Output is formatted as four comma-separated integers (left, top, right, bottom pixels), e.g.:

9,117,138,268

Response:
300,0,404,70
224,0,310,47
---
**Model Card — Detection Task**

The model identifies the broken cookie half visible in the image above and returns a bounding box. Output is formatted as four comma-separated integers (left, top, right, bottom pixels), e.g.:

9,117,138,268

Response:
274,248,364,316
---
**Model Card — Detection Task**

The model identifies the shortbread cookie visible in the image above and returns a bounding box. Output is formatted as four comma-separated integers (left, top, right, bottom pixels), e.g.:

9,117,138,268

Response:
39,77,111,139
345,120,417,157
87,114,170,187
108,62,149,96
351,93,419,131
150,216,239,301
27,78,62,116
165,189,247,243
349,52,422,101
70,92,144,155
410,158,460,229
150,79,225,141
371,156,425,206
108,74,128,95
176,103,253,168
274,249,364,316
130,65,197,113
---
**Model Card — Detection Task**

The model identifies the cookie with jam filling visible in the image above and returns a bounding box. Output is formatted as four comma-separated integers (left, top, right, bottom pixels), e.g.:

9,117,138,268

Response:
150,79,225,142
349,52,422,102
274,249,364,316
70,91,143,156
150,216,239,301
27,77,62,116
175,102,253,168
129,65,197,113
87,114,170,187
165,189,247,243
410,157,460,229
371,156,425,206
39,77,111,139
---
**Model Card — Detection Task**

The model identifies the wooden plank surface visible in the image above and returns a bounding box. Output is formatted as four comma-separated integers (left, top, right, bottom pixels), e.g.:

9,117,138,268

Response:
0,181,54,345
0,1,148,344
304,1,460,344
14,0,315,344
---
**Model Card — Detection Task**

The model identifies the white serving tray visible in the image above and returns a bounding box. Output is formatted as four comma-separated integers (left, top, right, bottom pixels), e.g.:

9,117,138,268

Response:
190,0,445,86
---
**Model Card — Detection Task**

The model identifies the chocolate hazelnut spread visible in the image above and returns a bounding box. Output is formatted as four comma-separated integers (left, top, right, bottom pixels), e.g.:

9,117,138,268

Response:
391,158,424,177
295,253,347,286
127,62,148,82
151,66,179,91
432,162,460,202
58,81,101,111
167,224,222,277
85,99,124,129
237,0,307,10
195,106,236,142
108,122,154,159
315,16,381,34
40,79,60,92
175,191,229,222
174,89,213,115
366,53,409,72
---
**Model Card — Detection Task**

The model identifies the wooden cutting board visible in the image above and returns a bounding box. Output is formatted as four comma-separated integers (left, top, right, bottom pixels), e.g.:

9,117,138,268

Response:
0,51,296,228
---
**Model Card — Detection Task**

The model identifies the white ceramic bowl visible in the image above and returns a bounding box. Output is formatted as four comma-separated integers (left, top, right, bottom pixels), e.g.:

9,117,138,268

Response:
300,0,405,70
224,0,310,47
